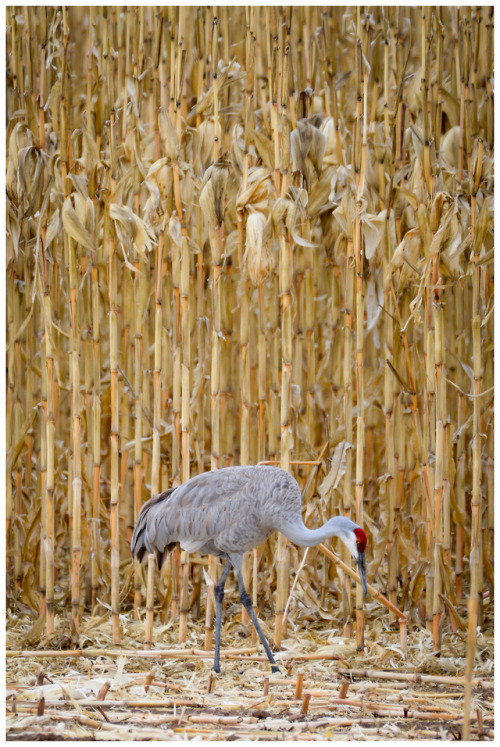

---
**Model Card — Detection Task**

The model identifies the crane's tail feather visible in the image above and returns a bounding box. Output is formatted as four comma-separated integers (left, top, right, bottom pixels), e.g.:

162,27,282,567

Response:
130,487,176,565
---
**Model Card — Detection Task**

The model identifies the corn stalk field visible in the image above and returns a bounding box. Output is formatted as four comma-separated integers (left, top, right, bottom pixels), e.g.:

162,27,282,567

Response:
6,5,494,741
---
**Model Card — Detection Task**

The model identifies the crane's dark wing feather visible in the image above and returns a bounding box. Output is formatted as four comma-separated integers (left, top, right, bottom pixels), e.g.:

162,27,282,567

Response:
130,487,176,564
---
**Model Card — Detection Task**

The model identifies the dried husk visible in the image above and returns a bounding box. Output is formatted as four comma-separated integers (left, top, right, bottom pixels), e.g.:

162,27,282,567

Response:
243,210,275,286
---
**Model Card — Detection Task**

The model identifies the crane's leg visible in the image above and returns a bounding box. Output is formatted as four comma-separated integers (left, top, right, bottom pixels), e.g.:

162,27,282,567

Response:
213,558,232,673
230,554,280,673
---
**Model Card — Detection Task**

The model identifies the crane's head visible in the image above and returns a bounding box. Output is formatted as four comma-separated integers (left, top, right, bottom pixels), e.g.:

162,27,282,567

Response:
332,518,368,597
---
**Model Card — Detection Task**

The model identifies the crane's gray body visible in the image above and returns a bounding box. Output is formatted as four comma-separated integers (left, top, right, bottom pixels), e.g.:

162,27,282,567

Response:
131,465,302,565
131,464,367,673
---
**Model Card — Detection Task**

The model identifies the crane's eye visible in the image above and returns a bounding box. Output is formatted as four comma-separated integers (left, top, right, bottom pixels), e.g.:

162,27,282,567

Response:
353,527,367,552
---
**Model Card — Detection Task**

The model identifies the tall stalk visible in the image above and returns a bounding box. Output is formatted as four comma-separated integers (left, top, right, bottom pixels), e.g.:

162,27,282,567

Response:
90,223,101,610
353,35,367,649
171,10,193,644
206,213,223,649
180,236,190,484
275,220,292,648
275,33,292,648
430,195,447,651
133,256,145,618
454,283,466,600
6,270,16,583
200,11,228,651
151,233,164,498
171,227,182,487
178,230,192,645
38,334,47,617
151,27,166,498
68,223,82,635
42,258,55,635
107,125,121,641
342,230,355,634
463,139,485,739
15,265,27,588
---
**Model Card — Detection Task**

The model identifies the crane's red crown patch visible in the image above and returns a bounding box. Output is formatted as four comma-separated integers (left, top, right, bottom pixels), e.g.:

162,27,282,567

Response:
354,527,367,552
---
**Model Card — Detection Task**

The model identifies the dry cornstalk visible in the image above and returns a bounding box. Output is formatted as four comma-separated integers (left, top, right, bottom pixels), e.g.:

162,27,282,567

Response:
68,225,82,635
144,553,155,649
342,229,354,637
42,264,55,636
107,207,120,644
337,668,493,689
463,138,485,742
4,8,493,694
353,32,367,652
133,257,146,618
276,222,292,646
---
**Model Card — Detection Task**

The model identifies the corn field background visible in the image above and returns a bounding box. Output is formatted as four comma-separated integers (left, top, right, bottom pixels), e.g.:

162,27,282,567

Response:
6,5,494,740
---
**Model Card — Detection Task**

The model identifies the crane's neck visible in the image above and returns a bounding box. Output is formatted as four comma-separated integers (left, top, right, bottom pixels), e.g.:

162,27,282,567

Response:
279,516,358,551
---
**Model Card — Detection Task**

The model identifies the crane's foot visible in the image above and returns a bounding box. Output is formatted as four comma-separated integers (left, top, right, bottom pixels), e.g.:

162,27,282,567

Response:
271,665,281,674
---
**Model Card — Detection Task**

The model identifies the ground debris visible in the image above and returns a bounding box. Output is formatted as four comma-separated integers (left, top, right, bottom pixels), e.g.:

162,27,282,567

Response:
6,610,494,741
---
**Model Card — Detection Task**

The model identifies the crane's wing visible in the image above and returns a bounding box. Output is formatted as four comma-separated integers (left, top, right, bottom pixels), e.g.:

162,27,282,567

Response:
130,466,302,564
130,487,176,567
130,473,231,566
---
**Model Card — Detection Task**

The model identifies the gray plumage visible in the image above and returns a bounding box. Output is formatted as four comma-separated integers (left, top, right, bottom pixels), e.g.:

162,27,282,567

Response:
132,466,302,562
131,465,368,673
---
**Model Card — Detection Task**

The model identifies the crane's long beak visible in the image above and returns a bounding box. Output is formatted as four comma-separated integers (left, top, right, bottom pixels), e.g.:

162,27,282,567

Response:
356,552,367,598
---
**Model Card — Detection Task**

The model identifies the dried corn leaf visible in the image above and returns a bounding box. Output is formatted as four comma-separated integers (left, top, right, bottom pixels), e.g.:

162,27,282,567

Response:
62,198,94,251
109,204,156,258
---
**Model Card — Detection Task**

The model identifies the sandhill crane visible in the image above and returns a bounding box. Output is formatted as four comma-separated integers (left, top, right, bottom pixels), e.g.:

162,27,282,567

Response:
131,465,367,673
